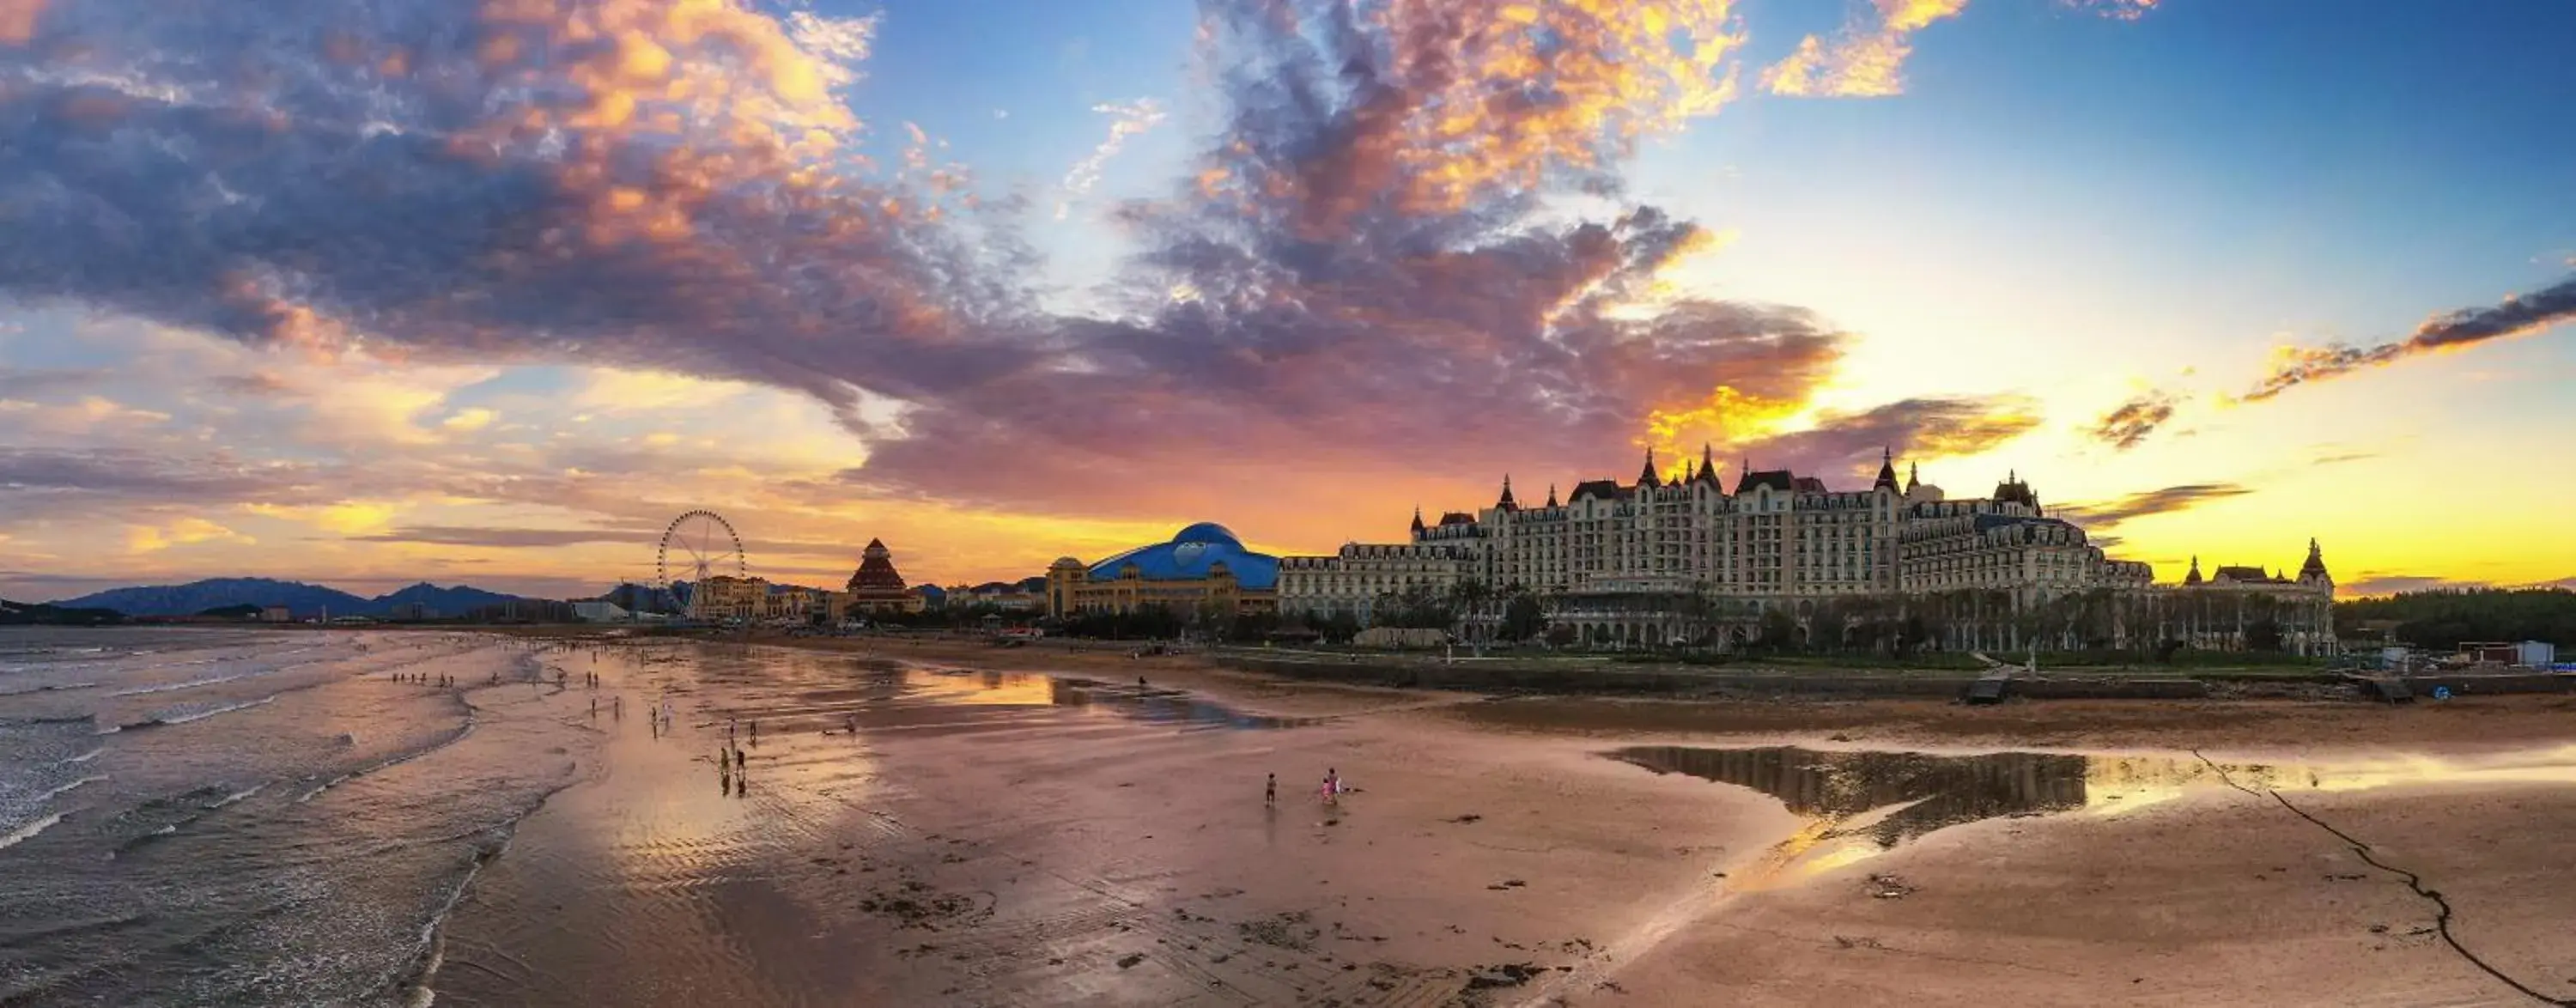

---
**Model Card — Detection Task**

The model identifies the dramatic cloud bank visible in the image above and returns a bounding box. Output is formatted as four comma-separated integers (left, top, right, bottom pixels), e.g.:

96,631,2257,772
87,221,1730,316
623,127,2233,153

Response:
0,0,2058,534
2245,273,2576,401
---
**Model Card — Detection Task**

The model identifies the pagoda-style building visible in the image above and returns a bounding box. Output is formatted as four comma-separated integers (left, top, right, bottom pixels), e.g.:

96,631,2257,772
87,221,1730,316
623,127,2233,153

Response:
847,538,926,615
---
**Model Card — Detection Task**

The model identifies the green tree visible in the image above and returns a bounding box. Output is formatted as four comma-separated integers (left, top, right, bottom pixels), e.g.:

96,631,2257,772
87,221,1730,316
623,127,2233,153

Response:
2245,617,2285,653
2335,587,2576,650
1501,592,1547,642
1759,608,1801,653
1323,609,1363,644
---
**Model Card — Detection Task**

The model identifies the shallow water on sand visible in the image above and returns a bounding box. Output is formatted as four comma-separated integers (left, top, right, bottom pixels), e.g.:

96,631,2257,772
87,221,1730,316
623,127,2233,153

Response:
1616,743,2576,888
422,641,1309,1006
0,628,588,1006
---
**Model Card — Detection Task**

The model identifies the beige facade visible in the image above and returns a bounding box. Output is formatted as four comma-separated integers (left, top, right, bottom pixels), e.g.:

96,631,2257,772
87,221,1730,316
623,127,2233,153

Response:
1277,448,2331,653
1044,556,1276,620
692,574,766,621
2151,547,2338,654
1275,540,1474,623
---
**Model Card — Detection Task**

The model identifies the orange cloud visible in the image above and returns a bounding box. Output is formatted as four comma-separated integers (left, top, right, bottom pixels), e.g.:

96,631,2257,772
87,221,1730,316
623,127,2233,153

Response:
2088,391,2177,450
0,0,46,46
126,517,253,554
1641,386,1805,458
2244,273,2576,401
1765,0,2153,99
1762,0,1965,98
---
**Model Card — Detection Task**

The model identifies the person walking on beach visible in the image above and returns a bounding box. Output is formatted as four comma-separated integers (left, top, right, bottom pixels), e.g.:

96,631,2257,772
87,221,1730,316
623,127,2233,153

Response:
733,748,744,773
1265,773,1276,805
748,720,757,744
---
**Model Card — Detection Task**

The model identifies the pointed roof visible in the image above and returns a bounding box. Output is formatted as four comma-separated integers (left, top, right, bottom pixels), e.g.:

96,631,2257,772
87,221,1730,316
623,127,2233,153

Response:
1695,443,1722,485
849,541,908,595
2299,537,2330,581
2184,556,2203,586
1570,479,1625,501
1637,448,1661,489
1906,461,1920,493
1993,470,2040,512
1736,467,1797,494
1544,483,1559,507
1497,475,1517,510
1874,447,1899,491
1410,506,1425,533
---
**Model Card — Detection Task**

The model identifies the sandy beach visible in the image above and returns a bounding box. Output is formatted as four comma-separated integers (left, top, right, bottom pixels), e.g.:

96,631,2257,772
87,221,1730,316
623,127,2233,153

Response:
406,633,2576,1007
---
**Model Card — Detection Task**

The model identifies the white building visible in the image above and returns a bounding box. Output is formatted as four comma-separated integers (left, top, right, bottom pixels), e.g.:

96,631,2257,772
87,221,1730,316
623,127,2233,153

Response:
572,600,631,622
1278,448,2330,653
1276,537,1477,624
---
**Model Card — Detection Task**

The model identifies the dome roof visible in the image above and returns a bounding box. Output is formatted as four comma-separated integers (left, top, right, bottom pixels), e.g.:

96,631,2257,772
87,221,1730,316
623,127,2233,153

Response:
1090,522,1276,589
1172,522,1242,545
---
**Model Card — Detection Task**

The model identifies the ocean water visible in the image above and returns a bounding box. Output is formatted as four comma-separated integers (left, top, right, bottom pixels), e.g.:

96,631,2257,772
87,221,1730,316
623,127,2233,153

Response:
0,629,1309,1006
0,628,585,1006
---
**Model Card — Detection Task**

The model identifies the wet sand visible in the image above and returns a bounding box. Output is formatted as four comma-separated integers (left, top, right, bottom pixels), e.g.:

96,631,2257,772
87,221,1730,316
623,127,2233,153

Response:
428,635,2576,1006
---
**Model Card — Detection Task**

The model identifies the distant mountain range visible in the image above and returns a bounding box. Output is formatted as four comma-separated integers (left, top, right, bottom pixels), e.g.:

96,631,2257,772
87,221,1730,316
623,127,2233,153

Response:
50,578,525,619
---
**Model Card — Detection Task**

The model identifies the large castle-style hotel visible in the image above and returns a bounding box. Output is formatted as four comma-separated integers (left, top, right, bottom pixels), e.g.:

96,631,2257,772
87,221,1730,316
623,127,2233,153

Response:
1277,446,2337,653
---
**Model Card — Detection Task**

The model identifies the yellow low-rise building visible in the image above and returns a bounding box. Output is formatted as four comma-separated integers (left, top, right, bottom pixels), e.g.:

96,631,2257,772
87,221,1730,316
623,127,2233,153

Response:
1043,523,1278,621
692,574,766,622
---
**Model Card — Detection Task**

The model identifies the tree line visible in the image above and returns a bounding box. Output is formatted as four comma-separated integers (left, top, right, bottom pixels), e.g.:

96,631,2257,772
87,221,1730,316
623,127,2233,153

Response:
2333,587,2576,651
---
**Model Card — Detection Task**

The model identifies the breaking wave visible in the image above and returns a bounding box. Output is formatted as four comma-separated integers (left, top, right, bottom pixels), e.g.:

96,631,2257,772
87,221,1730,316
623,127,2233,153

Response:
0,811,67,853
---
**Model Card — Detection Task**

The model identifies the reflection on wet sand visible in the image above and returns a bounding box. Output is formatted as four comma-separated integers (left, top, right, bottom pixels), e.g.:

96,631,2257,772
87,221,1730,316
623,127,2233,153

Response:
872,663,1315,730
1619,747,2091,850
1616,744,2576,889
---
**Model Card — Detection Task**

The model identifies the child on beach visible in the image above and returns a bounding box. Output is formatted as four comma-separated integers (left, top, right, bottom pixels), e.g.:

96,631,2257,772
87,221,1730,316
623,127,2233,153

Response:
1265,773,1276,805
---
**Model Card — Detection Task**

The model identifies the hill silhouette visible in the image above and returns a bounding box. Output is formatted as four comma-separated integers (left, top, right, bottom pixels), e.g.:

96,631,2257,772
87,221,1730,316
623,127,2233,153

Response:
53,579,524,619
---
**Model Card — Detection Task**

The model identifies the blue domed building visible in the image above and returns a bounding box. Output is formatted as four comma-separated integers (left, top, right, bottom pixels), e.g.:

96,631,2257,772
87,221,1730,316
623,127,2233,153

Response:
1044,523,1280,620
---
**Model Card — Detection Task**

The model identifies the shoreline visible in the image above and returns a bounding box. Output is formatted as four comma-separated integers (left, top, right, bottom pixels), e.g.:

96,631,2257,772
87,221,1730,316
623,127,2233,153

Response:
246,621,2576,706
700,629,2576,755
410,629,2576,1007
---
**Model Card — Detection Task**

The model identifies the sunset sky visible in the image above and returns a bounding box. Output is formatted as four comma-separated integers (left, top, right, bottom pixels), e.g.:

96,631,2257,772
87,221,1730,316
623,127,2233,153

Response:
3,0,2572,603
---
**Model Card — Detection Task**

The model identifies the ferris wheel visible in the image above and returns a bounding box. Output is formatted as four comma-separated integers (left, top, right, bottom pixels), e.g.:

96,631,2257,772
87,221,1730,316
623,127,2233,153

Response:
657,509,745,616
